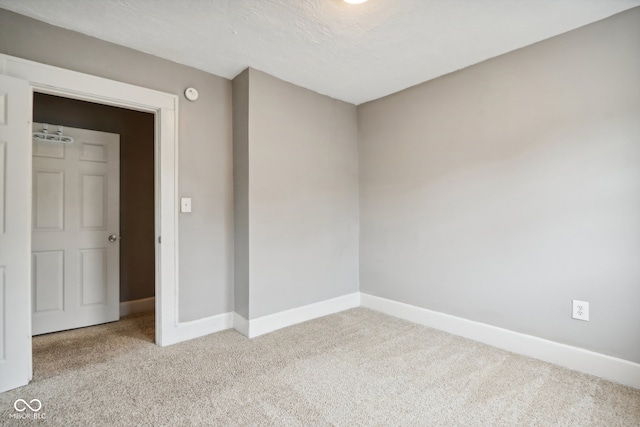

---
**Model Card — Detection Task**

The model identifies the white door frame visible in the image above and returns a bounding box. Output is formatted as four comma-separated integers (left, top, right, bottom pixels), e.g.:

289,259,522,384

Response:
0,53,180,348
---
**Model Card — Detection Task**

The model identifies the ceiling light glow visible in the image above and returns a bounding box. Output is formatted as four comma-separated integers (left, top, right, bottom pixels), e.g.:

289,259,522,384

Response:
343,0,368,4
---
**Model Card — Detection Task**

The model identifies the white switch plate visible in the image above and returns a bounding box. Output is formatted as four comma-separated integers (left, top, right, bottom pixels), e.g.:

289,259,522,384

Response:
181,197,192,213
572,300,589,321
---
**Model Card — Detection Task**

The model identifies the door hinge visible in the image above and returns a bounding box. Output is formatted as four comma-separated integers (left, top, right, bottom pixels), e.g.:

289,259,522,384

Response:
158,236,162,244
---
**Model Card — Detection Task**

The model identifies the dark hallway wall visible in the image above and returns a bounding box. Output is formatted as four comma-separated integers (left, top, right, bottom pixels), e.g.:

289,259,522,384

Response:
33,93,155,302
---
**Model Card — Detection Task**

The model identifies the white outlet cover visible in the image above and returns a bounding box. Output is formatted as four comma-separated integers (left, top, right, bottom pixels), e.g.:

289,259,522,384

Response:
180,197,192,213
572,300,589,321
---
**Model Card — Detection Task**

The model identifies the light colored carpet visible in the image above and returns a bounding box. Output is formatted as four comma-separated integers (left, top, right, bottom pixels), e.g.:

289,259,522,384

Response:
1,308,638,426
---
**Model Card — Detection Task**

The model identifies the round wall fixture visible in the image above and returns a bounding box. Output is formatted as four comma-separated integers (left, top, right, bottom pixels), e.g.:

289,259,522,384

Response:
184,87,199,101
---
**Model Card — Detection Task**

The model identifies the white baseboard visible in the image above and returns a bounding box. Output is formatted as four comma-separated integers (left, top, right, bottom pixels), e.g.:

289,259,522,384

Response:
360,293,640,389
233,312,249,337
161,293,360,345
149,291,639,389
234,292,361,338
163,312,234,345
120,297,156,317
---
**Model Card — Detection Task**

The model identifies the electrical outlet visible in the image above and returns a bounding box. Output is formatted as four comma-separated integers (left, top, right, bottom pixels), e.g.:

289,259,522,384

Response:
180,197,192,213
572,300,589,321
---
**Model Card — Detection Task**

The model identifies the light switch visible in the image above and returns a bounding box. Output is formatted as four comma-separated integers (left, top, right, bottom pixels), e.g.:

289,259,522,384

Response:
181,197,192,213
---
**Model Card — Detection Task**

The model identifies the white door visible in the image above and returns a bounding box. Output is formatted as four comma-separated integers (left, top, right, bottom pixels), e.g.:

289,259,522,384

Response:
0,74,32,393
31,123,120,335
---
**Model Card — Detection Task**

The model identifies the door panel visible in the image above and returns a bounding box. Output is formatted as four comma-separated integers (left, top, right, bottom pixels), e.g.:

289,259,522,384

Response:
32,250,65,312
80,174,106,229
80,248,107,306
34,138,64,158
31,123,120,336
33,169,65,230
80,142,107,162
0,74,32,393
0,142,5,232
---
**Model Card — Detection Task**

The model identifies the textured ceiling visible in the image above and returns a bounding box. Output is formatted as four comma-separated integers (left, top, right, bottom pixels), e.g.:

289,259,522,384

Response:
1,0,639,104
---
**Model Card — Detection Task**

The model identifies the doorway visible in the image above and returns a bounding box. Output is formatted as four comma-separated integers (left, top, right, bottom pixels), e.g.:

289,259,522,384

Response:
0,53,180,393
32,93,155,335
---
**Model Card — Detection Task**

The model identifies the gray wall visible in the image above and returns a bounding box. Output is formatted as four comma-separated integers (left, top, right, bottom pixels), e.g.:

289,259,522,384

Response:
33,93,155,303
237,69,359,319
358,9,640,362
0,9,234,322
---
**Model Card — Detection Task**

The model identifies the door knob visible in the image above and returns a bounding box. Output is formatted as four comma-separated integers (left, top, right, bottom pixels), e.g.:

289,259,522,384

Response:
108,234,119,242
